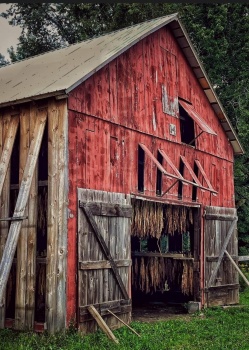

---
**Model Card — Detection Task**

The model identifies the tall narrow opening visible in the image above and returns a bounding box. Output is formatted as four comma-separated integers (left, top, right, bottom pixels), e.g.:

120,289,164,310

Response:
138,145,145,193
35,120,48,323
179,105,195,146
156,151,163,195
192,162,199,202
178,159,184,200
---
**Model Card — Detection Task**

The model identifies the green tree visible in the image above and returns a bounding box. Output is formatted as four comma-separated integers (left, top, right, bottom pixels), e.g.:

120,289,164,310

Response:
0,53,9,67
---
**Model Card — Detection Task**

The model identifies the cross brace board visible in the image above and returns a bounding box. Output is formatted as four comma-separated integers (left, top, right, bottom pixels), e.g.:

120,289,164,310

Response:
207,218,238,288
81,203,129,300
0,111,47,301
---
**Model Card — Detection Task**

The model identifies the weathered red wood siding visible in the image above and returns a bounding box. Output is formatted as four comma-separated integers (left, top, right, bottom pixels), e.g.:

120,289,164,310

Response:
66,26,235,323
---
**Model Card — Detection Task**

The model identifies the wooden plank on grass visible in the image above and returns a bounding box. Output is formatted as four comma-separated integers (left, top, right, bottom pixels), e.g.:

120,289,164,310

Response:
88,305,119,344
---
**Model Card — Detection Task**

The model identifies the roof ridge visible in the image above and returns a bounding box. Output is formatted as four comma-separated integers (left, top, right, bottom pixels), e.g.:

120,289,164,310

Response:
0,13,178,68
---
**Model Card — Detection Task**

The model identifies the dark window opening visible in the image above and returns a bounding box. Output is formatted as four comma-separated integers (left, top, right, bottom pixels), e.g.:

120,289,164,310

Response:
179,105,195,146
156,151,163,195
10,125,20,185
192,162,199,202
35,120,48,323
138,145,145,192
38,121,48,181
178,159,184,200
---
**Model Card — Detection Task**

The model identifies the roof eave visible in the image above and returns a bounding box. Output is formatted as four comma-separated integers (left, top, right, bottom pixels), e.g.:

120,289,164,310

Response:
0,90,67,109
169,18,244,155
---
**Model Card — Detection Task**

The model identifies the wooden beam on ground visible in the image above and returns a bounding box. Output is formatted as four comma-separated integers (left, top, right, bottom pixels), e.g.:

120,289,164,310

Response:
107,309,141,337
0,111,47,302
208,218,237,288
88,305,119,344
225,250,249,288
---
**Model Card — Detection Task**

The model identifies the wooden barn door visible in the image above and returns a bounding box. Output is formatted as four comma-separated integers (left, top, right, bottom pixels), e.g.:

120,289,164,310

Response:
77,189,132,333
204,206,239,307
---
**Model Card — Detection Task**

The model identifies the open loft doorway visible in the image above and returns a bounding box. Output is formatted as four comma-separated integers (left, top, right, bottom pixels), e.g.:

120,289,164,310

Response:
131,199,200,318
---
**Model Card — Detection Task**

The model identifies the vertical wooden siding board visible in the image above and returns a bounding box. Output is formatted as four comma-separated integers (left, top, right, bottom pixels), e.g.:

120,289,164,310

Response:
0,110,47,303
0,115,19,197
56,99,68,331
26,104,38,329
47,100,59,333
15,106,30,330
0,113,11,327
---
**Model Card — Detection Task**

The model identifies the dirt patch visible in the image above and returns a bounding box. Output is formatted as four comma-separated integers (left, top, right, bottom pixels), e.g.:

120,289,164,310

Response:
132,302,191,323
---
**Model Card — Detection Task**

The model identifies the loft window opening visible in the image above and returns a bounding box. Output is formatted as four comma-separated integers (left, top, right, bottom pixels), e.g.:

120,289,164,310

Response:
138,145,145,192
156,151,163,195
179,104,195,146
178,99,217,145
178,158,184,199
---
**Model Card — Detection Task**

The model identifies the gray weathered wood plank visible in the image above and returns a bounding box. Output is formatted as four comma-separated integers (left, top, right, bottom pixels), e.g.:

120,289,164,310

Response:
0,115,19,197
208,218,237,288
81,204,129,300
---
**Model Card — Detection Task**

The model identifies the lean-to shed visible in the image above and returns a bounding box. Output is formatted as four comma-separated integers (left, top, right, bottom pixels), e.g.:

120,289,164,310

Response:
0,13,244,333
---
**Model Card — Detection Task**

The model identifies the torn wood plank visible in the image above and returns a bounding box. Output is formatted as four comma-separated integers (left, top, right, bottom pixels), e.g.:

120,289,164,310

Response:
88,305,119,344
208,218,237,288
0,110,47,302
81,204,129,300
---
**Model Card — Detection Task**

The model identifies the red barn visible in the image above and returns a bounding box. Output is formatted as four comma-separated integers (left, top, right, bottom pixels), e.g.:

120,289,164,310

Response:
0,13,244,333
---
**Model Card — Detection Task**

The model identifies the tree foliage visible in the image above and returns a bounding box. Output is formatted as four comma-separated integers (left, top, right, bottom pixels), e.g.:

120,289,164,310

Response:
1,3,249,251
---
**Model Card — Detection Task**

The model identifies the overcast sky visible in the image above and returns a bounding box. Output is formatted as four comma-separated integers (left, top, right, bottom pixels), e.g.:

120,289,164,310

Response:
0,3,21,59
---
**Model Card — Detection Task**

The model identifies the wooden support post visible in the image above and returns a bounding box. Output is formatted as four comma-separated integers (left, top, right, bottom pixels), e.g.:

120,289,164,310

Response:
208,218,237,287
0,113,12,327
88,305,119,344
225,250,249,288
0,111,47,302
107,309,141,337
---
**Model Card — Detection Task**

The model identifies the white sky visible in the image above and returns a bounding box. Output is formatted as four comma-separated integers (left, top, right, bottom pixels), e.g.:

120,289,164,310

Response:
0,3,21,59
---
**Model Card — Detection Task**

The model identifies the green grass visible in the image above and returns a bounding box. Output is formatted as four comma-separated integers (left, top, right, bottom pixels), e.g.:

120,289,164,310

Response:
1,288,249,350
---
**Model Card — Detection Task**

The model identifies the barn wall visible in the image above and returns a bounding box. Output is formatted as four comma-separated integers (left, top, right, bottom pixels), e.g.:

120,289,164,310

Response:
67,26,235,322
0,97,68,332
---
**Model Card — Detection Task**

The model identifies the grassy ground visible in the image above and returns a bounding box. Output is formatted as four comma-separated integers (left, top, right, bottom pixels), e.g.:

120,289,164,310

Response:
1,282,249,349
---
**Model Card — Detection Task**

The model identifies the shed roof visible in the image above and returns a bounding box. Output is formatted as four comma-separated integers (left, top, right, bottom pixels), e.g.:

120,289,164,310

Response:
0,13,243,154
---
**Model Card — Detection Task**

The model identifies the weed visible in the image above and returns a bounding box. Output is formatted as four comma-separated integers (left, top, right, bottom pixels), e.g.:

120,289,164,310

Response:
1,290,249,350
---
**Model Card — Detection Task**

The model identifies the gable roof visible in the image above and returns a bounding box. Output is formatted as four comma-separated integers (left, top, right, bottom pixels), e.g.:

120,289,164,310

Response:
0,13,243,155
